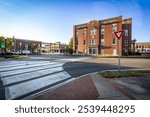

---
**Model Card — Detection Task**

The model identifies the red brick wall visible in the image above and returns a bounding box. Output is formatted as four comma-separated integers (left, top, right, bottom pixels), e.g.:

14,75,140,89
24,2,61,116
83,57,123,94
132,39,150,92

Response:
122,18,132,54
73,16,132,56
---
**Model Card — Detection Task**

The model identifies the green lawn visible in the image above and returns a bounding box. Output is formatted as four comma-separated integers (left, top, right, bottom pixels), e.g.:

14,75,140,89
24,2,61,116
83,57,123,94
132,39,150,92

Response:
100,70,150,78
12,55,28,59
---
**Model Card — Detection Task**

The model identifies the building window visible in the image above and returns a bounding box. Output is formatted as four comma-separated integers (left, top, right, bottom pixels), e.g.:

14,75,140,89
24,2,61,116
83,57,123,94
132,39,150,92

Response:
101,39,105,45
125,40,128,46
90,27,96,35
83,40,86,45
101,34,104,39
76,31,78,37
76,40,78,45
19,42,22,47
112,24,117,32
90,40,92,45
90,39,96,45
101,25,105,34
101,49,104,55
125,29,128,36
12,42,14,46
112,38,116,45
83,29,86,36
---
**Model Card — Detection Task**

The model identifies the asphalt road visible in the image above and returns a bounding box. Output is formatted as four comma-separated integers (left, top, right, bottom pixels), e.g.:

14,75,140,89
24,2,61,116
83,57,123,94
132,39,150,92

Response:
0,55,150,100
63,61,135,78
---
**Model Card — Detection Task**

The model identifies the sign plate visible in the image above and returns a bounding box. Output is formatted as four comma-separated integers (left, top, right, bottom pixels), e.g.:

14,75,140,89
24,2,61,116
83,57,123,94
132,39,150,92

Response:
1,41,6,48
114,31,124,40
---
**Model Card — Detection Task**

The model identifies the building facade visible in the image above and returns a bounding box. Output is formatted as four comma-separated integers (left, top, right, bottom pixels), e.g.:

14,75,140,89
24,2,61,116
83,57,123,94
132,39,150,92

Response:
136,42,150,53
41,42,50,53
49,42,68,54
0,37,42,54
73,16,132,56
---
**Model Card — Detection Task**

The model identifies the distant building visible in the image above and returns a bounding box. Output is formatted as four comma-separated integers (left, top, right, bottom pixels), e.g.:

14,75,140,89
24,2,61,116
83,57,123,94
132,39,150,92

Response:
41,42,50,53
136,42,150,53
49,42,68,54
0,37,42,54
73,16,132,56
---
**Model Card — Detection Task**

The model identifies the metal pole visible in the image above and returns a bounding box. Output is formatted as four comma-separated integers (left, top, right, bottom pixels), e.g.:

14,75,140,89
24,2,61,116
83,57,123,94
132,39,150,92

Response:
118,40,121,72
25,42,28,65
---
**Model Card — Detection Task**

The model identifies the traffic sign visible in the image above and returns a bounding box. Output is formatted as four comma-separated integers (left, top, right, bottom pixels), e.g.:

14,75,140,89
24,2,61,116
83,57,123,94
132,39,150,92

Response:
1,41,6,48
114,31,124,72
114,31,124,40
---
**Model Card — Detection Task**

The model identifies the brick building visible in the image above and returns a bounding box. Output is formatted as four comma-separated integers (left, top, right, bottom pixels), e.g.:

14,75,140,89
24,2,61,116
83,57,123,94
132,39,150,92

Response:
73,16,132,56
0,37,42,54
50,42,68,54
136,42,150,53
41,42,50,53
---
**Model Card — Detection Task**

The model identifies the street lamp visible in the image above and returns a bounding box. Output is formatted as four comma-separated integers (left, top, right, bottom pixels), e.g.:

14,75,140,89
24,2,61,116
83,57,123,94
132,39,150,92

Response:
132,38,137,53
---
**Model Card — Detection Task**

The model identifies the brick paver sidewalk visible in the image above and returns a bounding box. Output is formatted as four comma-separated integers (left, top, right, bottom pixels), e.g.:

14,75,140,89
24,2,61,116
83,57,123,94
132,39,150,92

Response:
32,75,99,100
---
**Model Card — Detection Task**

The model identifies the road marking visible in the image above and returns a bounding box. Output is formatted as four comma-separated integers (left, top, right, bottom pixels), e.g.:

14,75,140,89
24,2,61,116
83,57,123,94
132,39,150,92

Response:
5,71,71,99
0,62,59,72
0,63,64,77
2,67,63,86
0,60,73,100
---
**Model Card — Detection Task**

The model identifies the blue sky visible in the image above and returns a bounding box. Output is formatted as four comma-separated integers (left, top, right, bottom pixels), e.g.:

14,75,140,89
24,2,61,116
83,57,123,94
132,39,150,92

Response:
0,0,149,43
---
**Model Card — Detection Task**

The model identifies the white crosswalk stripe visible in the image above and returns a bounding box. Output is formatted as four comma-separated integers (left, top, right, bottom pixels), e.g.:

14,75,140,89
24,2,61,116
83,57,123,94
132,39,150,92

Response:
0,61,71,99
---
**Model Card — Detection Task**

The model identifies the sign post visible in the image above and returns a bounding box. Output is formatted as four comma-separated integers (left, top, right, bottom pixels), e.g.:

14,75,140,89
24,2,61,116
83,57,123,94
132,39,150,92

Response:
114,31,124,72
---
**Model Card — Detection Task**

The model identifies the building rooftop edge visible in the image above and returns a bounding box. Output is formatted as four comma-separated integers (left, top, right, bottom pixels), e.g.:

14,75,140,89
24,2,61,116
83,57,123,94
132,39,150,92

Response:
7,37,42,42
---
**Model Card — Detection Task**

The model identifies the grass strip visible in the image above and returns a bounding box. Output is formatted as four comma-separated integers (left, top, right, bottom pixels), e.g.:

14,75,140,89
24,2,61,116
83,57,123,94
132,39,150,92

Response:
100,70,150,78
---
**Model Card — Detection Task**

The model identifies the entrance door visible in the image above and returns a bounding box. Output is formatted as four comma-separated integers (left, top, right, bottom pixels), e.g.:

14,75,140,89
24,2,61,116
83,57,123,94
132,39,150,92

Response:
89,48,97,54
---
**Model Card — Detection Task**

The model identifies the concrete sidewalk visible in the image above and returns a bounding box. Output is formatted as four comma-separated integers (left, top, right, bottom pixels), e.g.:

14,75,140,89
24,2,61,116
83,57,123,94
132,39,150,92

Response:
30,72,150,100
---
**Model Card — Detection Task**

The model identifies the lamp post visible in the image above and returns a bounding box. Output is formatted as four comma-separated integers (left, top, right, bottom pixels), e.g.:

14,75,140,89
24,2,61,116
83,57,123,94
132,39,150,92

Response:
132,38,137,53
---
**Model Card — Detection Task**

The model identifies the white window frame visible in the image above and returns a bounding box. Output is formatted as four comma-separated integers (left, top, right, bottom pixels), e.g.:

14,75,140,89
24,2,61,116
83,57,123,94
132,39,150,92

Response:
19,42,22,47
90,27,96,35
101,39,105,45
125,29,128,36
112,24,117,32
101,25,105,34
93,39,96,44
101,49,104,55
90,40,92,45
83,29,86,36
76,31,78,37
90,39,96,45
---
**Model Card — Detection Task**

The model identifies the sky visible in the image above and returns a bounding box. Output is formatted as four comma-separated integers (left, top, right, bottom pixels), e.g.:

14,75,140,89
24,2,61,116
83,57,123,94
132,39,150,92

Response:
0,0,150,44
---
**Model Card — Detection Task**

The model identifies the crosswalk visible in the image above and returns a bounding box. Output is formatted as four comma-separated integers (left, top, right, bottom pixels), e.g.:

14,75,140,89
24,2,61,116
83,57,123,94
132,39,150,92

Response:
0,60,72,100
